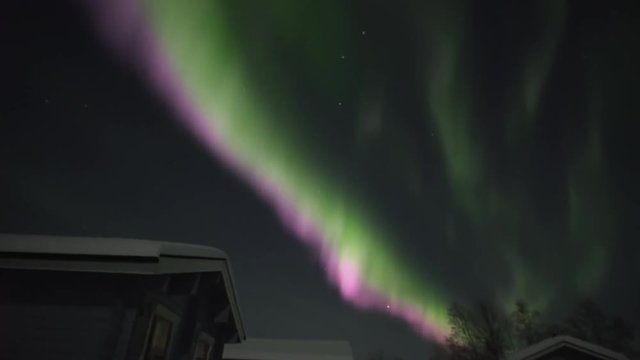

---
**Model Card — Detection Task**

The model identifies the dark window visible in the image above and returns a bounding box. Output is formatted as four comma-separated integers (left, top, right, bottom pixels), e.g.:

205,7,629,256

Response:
144,313,174,360
193,333,215,360
193,340,211,360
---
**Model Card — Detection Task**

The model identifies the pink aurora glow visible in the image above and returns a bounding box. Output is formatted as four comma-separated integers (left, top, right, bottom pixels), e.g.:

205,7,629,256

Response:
84,0,447,343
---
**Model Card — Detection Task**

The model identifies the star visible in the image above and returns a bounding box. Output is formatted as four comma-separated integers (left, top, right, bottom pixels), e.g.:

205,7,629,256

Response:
361,30,366,36
340,55,345,59
338,102,343,106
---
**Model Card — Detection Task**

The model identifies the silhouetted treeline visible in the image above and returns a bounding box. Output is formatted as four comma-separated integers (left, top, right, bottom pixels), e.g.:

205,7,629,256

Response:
432,299,638,360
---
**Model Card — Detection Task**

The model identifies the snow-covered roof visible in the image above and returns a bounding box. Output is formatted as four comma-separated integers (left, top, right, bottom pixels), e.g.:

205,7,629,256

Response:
223,338,354,360
0,233,245,342
507,336,629,360
0,233,227,260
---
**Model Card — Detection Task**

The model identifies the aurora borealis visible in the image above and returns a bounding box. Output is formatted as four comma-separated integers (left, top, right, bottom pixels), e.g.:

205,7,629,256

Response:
87,0,455,340
5,0,639,357
79,0,640,344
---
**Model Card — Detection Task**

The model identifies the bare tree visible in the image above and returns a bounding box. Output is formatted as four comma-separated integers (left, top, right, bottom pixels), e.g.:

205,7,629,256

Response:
564,299,636,356
510,300,542,346
565,299,608,344
445,302,515,360
441,298,638,360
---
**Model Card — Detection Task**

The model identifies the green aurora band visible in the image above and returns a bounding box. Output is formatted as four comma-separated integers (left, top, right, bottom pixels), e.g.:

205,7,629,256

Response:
88,0,619,342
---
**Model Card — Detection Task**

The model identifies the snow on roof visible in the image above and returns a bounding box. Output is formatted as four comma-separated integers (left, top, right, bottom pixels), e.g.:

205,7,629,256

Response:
0,233,245,341
507,336,629,360
0,233,228,260
223,338,354,360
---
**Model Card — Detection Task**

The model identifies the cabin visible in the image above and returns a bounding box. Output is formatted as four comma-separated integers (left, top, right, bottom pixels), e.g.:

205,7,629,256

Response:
0,233,245,360
223,338,354,360
507,336,630,360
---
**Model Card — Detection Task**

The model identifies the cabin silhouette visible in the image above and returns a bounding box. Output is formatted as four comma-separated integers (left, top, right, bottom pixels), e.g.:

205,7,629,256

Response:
0,234,245,360
508,336,630,360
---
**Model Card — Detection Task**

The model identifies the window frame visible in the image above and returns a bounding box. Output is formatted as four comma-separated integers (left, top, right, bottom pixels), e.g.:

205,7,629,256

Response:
192,332,215,360
141,303,180,360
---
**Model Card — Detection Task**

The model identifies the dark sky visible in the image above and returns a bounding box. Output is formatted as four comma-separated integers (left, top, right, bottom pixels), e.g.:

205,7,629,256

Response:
2,1,640,359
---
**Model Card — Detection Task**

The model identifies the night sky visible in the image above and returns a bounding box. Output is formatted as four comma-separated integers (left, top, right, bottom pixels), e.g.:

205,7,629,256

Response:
2,1,640,359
